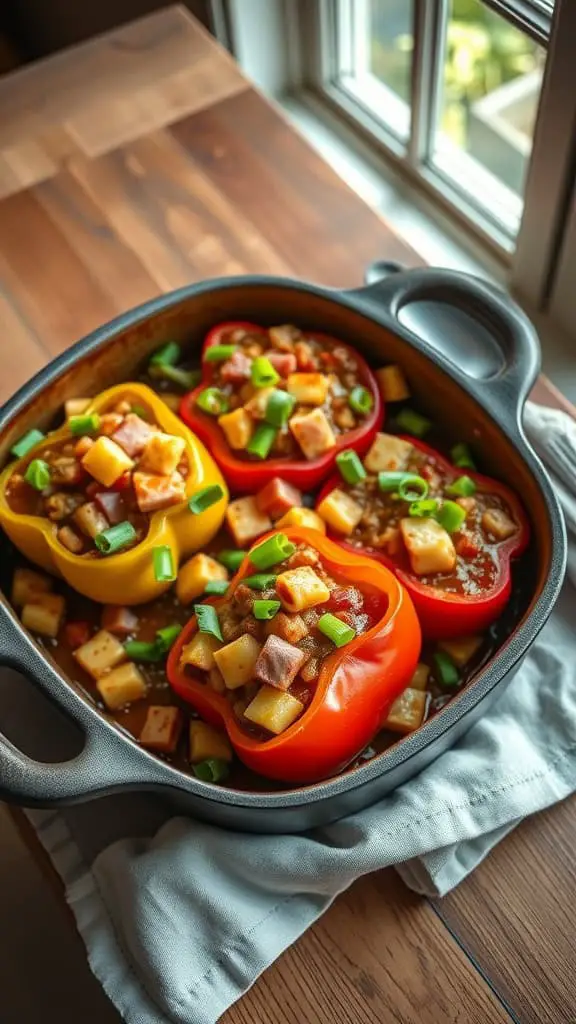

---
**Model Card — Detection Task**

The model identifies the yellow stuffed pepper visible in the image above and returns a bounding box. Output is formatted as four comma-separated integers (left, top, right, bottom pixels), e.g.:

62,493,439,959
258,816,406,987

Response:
0,383,228,604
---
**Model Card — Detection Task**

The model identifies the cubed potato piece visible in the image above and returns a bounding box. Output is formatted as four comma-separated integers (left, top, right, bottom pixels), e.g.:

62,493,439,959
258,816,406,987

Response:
180,632,222,672
364,432,413,473
410,663,430,691
226,496,272,547
275,507,326,533
176,553,228,605
286,372,329,406
11,567,52,608
139,705,183,753
73,501,109,539
133,471,186,514
481,507,517,541
97,662,146,710
316,488,363,535
111,414,155,457
213,634,262,689
57,525,84,554
254,635,306,691
244,387,275,419
101,605,139,637
384,688,428,734
400,517,456,576
189,721,232,763
218,408,254,450
65,397,91,419
209,666,226,693
276,566,330,613
289,408,336,460
264,611,309,643
375,365,410,402
21,594,66,638
81,436,134,487
139,432,186,476
73,628,127,680
438,635,483,667
256,477,303,520
244,685,304,735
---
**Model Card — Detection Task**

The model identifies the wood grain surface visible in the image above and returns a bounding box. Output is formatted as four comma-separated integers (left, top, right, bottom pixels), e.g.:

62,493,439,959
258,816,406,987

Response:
0,7,574,1024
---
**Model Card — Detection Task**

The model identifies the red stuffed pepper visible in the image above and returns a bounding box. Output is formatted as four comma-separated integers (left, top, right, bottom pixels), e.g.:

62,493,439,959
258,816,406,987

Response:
167,527,420,783
179,321,383,493
315,433,530,640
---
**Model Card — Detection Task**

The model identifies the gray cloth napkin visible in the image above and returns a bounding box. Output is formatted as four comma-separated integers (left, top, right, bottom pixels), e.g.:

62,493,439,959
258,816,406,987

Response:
20,400,576,1024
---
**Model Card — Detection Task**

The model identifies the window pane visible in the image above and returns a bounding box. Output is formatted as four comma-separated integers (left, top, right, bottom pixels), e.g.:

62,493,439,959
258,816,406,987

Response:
368,0,413,105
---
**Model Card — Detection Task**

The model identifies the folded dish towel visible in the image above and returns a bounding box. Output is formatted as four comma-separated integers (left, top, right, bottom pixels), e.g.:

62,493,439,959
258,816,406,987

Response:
19,400,576,1024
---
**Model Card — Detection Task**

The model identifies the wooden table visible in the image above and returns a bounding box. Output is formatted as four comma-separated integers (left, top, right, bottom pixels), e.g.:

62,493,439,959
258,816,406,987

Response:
0,8,573,1023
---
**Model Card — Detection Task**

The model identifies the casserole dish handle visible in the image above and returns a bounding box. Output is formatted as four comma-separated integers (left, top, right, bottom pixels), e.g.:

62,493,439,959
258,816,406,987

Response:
0,610,171,806
355,260,541,430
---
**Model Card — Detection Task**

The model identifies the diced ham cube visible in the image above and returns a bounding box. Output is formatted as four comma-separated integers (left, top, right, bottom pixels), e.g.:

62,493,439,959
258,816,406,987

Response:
264,611,309,644
101,605,139,637
94,490,125,525
133,471,186,513
262,350,297,377
63,621,92,648
219,350,252,383
256,477,303,520
111,414,156,458
254,635,307,691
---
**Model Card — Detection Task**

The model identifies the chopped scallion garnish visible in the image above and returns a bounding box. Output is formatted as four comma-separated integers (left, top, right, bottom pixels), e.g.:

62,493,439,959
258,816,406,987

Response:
396,408,432,438
249,533,295,570
149,342,181,367
153,545,176,582
204,580,229,596
433,650,460,687
409,498,438,517
450,442,476,470
155,624,182,652
348,386,374,416
150,365,201,390
242,573,278,590
253,599,281,620
24,459,51,491
247,423,277,460
204,344,237,362
194,603,223,642
446,475,477,498
397,475,429,502
435,500,466,533
336,449,366,486
251,356,279,389
196,387,229,416
11,429,45,459
123,640,164,662
193,758,229,783
188,484,225,514
69,413,100,435
94,521,137,554
318,612,356,648
216,549,246,572
265,389,295,428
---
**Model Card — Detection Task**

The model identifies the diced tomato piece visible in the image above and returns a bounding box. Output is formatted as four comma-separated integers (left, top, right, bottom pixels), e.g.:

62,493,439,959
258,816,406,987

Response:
263,350,297,377
110,471,132,492
219,351,252,383
294,340,317,371
256,477,303,520
101,605,139,637
326,585,364,614
63,621,92,649
319,351,337,369
455,533,481,559
94,490,125,525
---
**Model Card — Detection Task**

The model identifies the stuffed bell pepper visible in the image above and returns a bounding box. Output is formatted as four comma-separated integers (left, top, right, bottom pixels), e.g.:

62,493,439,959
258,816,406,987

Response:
315,432,529,639
0,383,228,604
179,321,383,492
167,527,421,783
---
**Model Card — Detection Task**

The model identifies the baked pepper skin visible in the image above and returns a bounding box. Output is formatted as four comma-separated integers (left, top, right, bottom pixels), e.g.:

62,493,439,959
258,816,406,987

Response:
317,438,530,640
167,527,421,784
179,321,384,494
0,383,228,605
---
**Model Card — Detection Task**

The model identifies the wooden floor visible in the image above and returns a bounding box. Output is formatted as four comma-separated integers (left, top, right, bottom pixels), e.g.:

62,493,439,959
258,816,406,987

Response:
0,8,574,1024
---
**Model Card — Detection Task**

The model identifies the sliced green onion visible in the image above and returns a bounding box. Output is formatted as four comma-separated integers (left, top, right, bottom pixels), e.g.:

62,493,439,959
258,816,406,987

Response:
204,344,237,362
150,365,201,390
397,475,429,502
188,484,225,514
123,640,164,662
153,545,176,582
318,612,356,648
451,442,476,470
446,475,477,498
409,498,439,517
436,500,466,533
196,387,229,416
265,389,295,428
253,599,281,620
433,650,460,687
242,573,278,591
216,549,246,572
94,521,137,554
348,386,374,416
193,758,229,783
378,471,410,492
204,580,229,596
396,408,432,438
149,341,181,367
24,459,51,491
131,404,150,420
68,413,100,435
155,624,182,652
336,449,366,486
246,424,277,460
251,356,279,389
11,429,45,458
250,533,295,570
194,603,223,642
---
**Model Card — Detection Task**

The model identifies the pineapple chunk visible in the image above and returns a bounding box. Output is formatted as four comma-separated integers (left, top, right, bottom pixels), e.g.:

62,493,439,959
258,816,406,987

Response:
400,517,456,576
97,662,146,710
276,566,330,613
213,634,262,689
410,663,430,691
73,628,126,680
375,365,410,403
364,432,413,473
286,372,329,406
208,666,226,692
218,407,254,449
384,688,428,734
275,507,326,533
139,432,186,476
189,721,232,763
226,496,271,547
481,507,517,541
244,685,304,735
316,488,363,535
180,632,222,672
139,705,182,753
176,553,228,605
11,567,52,608
438,635,483,667
21,594,66,638
289,408,336,460
81,436,134,487
65,397,91,419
